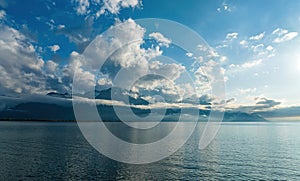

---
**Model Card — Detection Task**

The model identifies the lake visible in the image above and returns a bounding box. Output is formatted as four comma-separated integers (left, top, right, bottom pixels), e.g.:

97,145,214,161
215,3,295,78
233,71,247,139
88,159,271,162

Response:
0,121,300,180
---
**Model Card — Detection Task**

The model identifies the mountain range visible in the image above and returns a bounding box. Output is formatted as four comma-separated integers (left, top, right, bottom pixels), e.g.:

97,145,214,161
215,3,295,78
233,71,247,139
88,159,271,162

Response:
0,88,267,122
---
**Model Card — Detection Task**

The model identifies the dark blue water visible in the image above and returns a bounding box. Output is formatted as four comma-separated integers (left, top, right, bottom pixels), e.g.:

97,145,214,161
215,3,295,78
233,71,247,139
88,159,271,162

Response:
0,122,300,180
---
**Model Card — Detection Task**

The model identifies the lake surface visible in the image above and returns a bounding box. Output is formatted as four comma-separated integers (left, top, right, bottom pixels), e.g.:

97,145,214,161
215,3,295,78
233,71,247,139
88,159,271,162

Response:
0,121,300,180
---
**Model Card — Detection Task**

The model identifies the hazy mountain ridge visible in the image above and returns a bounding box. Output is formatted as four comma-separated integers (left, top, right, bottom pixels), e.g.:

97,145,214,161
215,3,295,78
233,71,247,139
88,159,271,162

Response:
0,88,267,122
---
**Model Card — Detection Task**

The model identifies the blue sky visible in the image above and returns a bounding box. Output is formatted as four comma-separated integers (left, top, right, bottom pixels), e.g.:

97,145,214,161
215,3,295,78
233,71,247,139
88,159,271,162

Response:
1,0,300,117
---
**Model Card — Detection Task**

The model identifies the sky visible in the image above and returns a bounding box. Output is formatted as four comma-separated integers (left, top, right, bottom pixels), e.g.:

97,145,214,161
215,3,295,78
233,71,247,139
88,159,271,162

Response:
0,0,300,118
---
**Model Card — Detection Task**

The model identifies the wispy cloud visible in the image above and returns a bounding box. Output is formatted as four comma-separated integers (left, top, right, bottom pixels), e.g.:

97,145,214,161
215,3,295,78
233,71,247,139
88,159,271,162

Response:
229,97,282,113
249,32,265,41
228,59,262,71
272,28,298,43
217,1,234,13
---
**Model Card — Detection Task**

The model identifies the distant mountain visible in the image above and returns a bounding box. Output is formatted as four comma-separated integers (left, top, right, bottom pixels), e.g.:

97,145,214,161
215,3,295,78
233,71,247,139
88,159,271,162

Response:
0,102,74,121
257,106,300,118
223,111,266,122
47,92,72,99
0,102,267,122
95,87,149,105
0,90,267,122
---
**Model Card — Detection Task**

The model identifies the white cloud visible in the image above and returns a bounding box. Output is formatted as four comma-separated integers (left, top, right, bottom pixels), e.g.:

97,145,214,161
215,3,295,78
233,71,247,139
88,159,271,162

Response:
0,10,5,20
45,60,58,73
73,0,90,15
49,45,60,53
149,62,185,81
149,32,172,47
186,52,193,57
249,32,265,41
0,25,48,94
194,60,224,95
272,28,288,35
97,77,112,86
241,59,262,68
226,32,238,40
81,18,146,69
228,59,263,74
251,44,264,53
57,24,65,29
207,48,219,58
96,0,141,17
266,45,274,51
73,18,210,102
197,44,208,52
217,2,233,12
61,51,96,94
67,19,176,96
238,88,257,94
239,40,248,47
219,56,227,63
273,32,298,43
73,0,141,17
272,28,298,43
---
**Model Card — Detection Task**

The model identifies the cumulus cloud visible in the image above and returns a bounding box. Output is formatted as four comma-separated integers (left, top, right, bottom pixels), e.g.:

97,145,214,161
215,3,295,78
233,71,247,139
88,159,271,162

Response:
239,40,248,47
80,18,146,69
229,59,262,71
45,60,58,73
0,14,222,108
266,45,274,51
96,0,141,17
48,45,60,53
249,32,265,41
226,32,238,40
72,0,141,19
149,32,172,47
149,61,185,81
60,51,96,94
193,59,225,98
242,59,262,68
73,0,90,15
72,18,217,103
272,28,298,43
186,52,193,57
0,24,84,95
0,25,47,94
66,18,189,102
